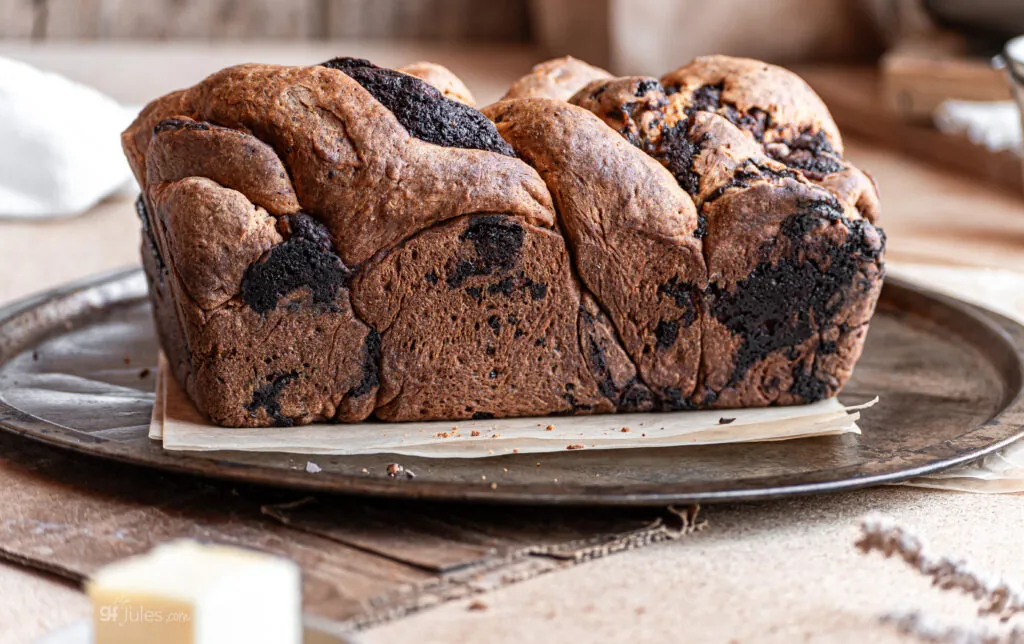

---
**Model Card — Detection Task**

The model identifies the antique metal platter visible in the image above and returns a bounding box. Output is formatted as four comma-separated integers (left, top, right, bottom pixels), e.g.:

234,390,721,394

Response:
0,269,1021,506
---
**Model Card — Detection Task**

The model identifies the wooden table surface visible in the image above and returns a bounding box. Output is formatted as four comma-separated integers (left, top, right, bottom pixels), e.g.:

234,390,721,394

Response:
2,42,1024,644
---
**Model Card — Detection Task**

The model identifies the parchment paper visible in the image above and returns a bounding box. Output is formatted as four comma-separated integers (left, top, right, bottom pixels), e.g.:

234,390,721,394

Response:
152,356,872,458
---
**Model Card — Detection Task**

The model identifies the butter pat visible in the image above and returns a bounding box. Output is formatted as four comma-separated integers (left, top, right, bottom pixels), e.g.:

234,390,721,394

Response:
87,540,301,644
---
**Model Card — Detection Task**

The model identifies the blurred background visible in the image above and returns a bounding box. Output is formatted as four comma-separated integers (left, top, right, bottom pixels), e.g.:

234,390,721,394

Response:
1,0,1021,67
4,0,1024,195
3,0,1024,287
0,0,888,68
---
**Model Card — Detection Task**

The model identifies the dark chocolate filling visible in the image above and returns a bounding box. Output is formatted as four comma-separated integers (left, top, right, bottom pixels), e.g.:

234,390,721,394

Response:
247,370,298,427
347,329,381,398
634,78,663,97
708,201,884,401
240,213,352,314
153,117,211,134
685,83,774,142
688,83,723,115
484,273,548,301
579,304,654,412
561,382,593,414
446,216,525,288
661,386,698,411
768,130,845,176
651,122,701,196
654,320,680,348
321,57,516,157
135,196,166,282
658,278,699,327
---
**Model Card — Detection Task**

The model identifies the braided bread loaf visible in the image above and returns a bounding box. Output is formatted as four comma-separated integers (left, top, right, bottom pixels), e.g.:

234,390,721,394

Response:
123,55,883,427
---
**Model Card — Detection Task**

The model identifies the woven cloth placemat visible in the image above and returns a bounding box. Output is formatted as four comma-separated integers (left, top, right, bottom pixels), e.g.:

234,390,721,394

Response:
0,429,702,636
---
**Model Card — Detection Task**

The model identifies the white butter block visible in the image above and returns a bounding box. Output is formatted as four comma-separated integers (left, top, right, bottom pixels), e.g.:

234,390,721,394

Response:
87,540,301,644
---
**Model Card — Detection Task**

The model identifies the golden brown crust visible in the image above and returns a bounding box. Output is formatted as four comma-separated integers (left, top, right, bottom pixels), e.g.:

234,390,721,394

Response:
501,56,612,102
146,118,301,216
149,178,282,310
568,61,880,224
124,63,555,266
398,61,476,106
492,58,884,411
125,54,884,426
486,98,707,400
185,289,376,426
569,76,668,149
660,55,843,153
352,214,619,421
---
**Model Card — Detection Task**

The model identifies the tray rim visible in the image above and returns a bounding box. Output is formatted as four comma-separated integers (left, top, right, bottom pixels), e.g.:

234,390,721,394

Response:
1,267,1022,506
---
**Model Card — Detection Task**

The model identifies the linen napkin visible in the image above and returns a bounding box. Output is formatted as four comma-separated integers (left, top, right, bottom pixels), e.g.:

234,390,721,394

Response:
0,56,137,219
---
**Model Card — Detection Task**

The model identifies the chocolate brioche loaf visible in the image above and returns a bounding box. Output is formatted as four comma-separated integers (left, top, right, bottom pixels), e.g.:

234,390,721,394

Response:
123,55,883,427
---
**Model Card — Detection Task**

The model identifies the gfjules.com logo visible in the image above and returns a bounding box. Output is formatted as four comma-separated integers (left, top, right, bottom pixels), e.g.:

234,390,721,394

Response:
98,597,191,626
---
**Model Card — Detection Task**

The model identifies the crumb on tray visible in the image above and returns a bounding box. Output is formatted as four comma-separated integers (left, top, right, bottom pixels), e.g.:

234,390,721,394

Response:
468,599,488,611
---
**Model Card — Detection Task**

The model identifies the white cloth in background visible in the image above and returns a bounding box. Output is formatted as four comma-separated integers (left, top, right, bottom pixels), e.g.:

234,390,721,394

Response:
933,99,1023,154
0,57,138,220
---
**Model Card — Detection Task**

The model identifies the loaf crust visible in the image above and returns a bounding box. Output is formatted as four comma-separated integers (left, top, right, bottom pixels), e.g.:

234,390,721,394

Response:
124,55,883,426
501,56,612,102
398,61,476,106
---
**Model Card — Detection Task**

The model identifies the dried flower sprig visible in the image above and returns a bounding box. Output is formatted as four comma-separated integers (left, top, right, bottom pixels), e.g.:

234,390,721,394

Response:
857,514,1024,621
883,611,1024,644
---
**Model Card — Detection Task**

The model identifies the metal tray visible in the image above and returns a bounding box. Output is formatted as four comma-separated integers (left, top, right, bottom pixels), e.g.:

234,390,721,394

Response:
1,268,1022,506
